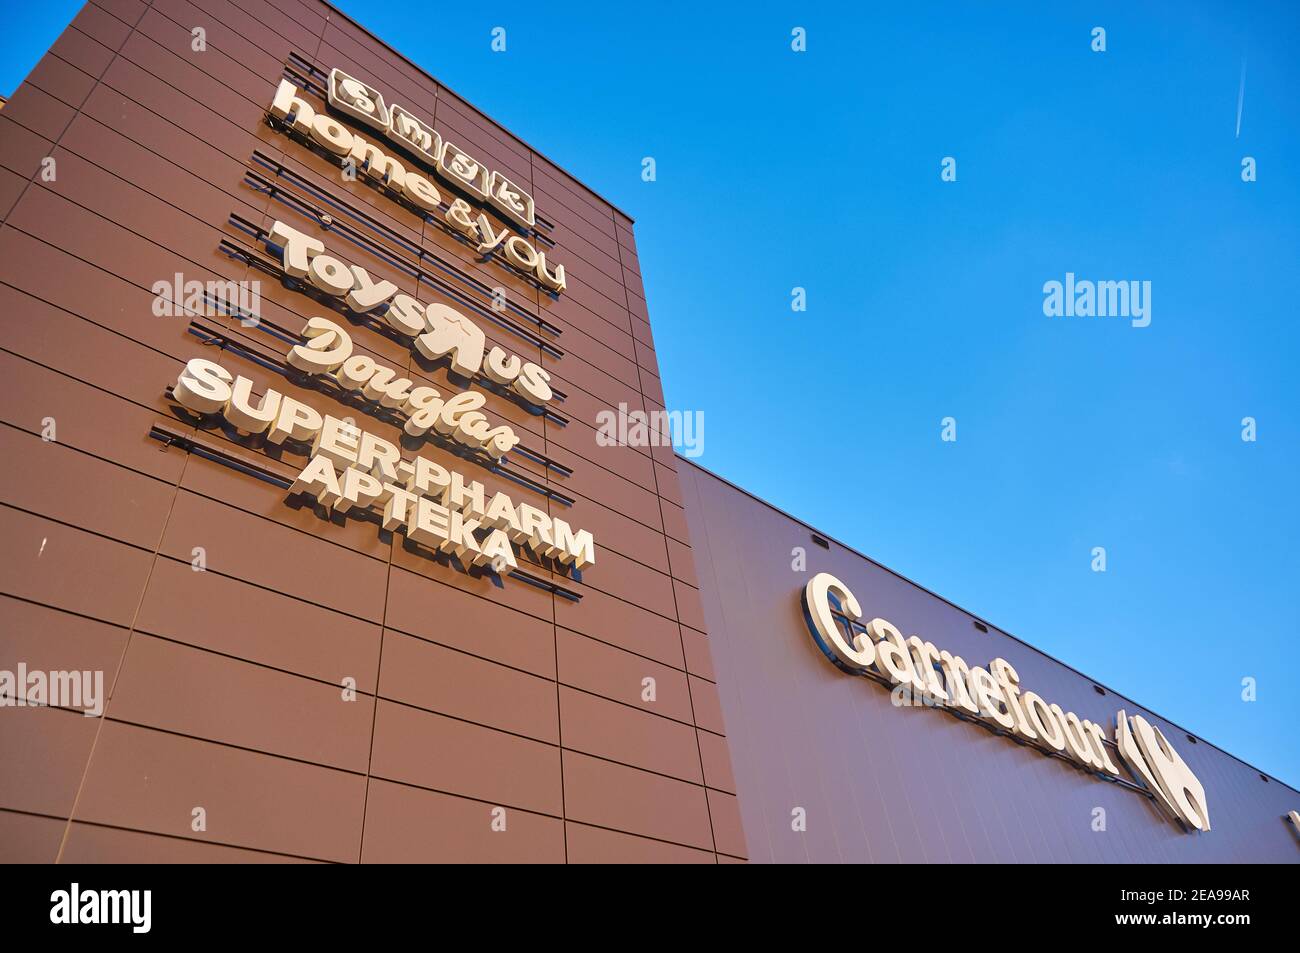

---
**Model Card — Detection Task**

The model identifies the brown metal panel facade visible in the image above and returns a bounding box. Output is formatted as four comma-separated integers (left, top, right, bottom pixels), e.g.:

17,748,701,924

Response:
677,458,1300,863
2,0,1291,867
0,0,740,863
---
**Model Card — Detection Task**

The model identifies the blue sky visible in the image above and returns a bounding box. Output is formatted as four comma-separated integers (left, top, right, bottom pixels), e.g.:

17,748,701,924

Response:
5,1,1297,787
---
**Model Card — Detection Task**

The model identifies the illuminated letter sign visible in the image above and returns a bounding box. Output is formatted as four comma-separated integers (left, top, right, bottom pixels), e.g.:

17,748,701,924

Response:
801,572,1209,833
325,68,537,230
268,76,564,291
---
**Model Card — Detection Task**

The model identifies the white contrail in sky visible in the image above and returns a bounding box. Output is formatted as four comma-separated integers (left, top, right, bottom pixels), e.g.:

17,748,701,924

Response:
1235,60,1246,139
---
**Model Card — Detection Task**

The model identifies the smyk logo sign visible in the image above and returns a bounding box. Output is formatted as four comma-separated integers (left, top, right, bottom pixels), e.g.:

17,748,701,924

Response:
326,68,536,230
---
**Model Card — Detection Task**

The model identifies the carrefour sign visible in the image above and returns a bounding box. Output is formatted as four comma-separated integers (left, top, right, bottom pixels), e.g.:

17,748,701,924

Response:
802,572,1210,833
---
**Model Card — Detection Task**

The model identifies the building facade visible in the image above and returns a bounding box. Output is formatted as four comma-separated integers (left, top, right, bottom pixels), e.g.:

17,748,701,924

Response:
679,461,1300,863
0,0,1294,864
0,0,742,863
